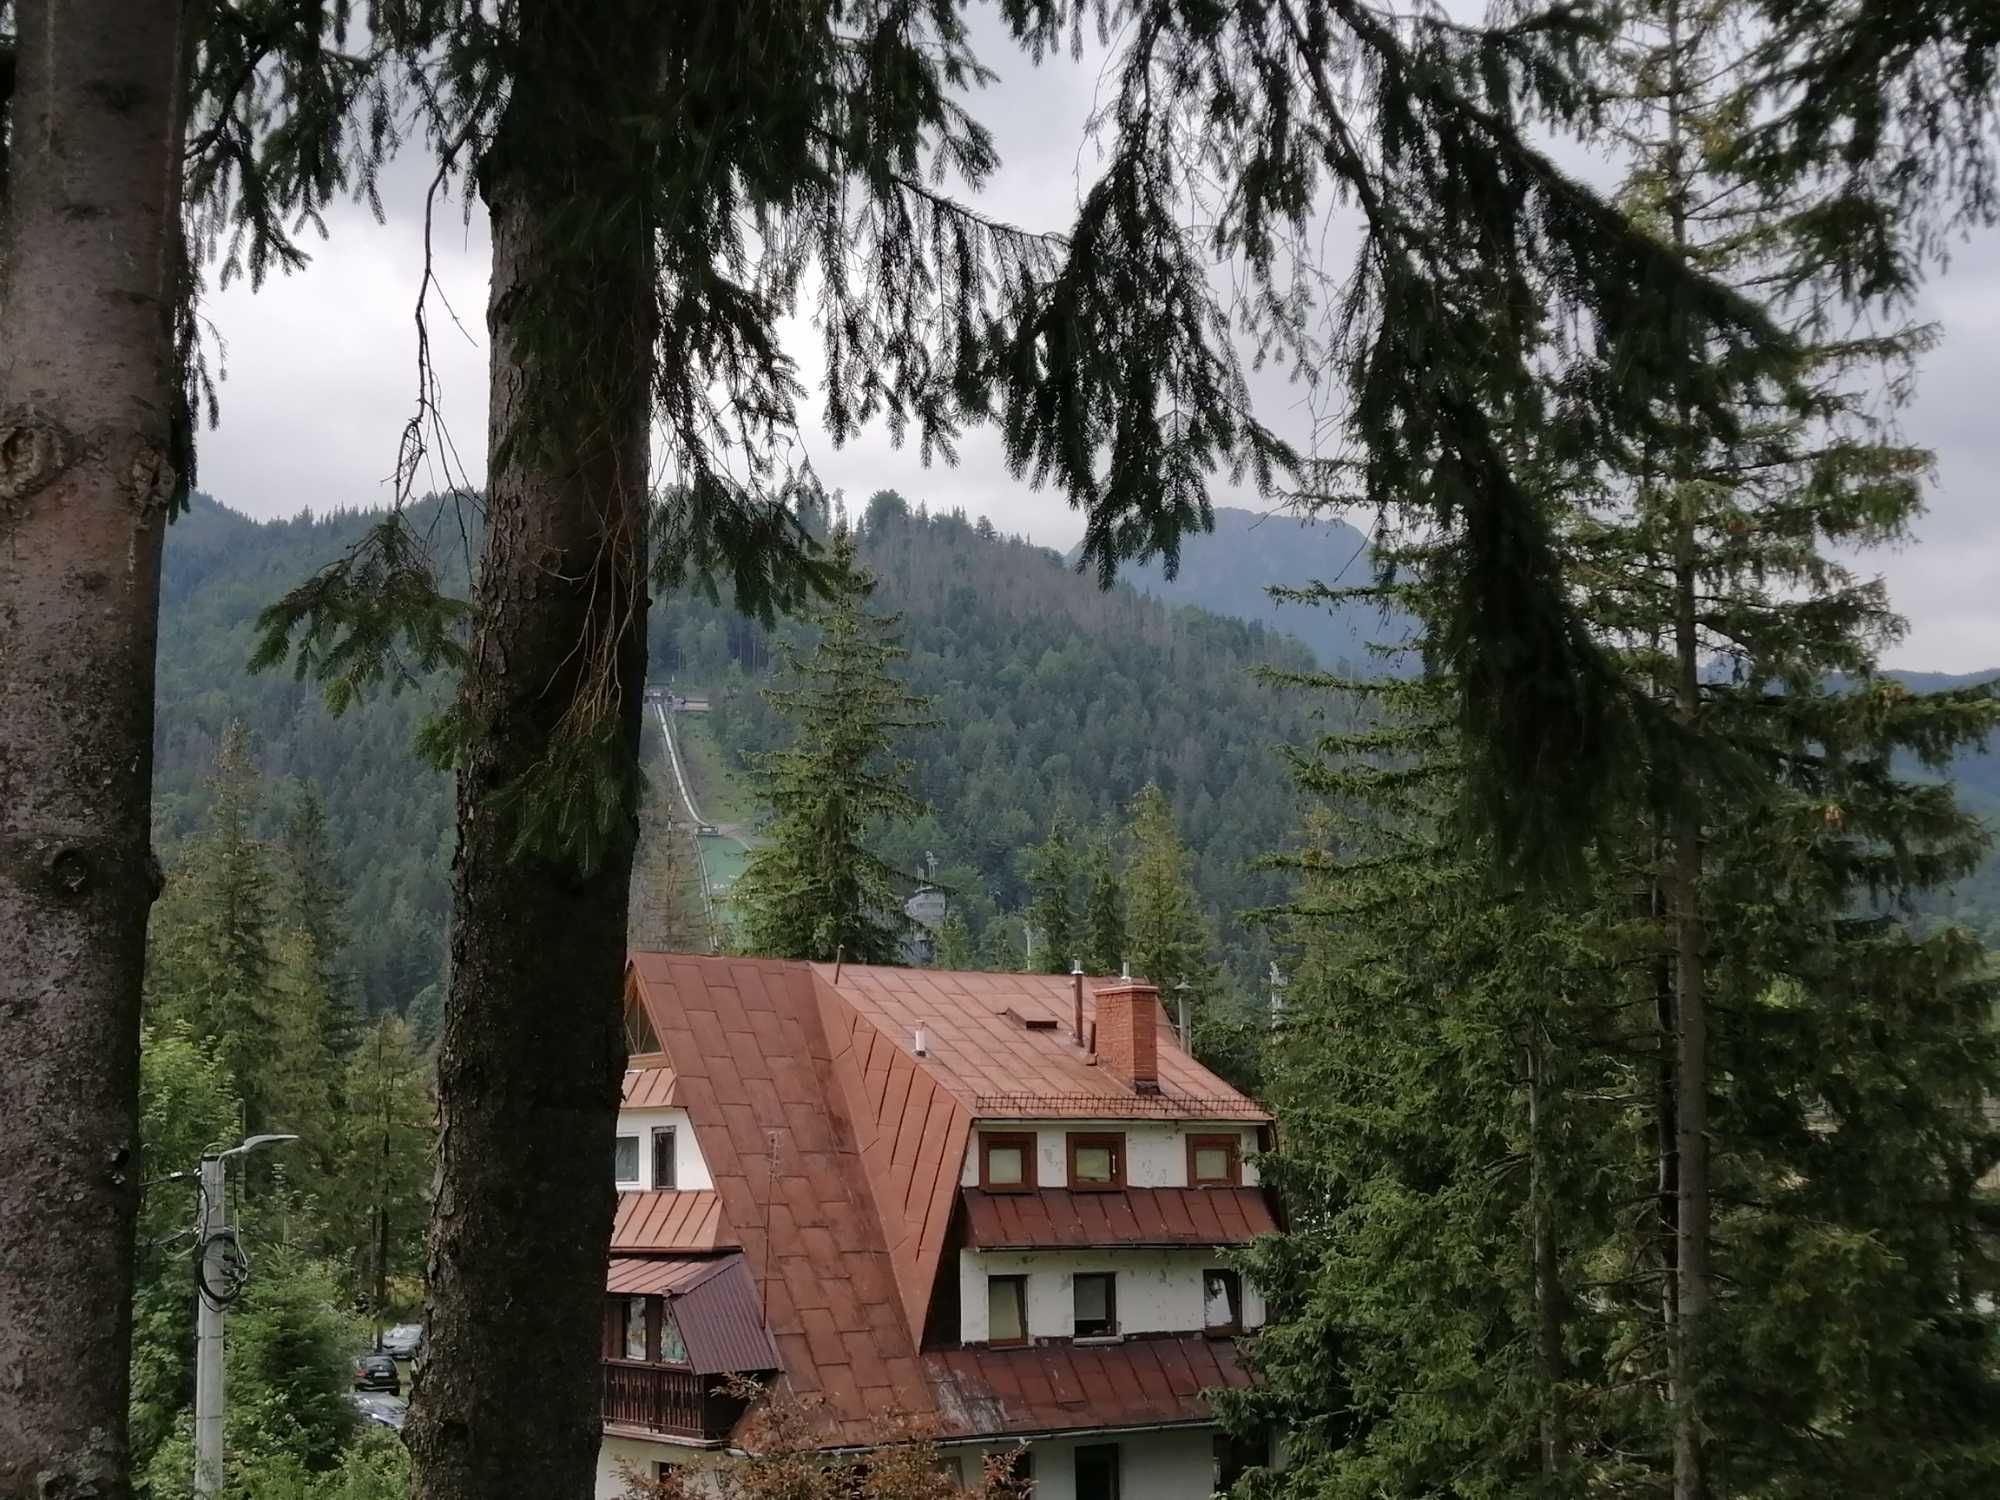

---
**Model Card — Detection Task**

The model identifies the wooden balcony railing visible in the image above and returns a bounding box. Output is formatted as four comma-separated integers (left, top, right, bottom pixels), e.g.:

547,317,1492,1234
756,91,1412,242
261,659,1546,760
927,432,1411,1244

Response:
602,1360,709,1439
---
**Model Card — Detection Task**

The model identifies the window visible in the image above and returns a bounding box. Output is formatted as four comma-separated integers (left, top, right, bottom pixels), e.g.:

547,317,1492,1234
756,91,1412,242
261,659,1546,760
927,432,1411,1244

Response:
655,1461,681,1483
980,1132,1037,1192
614,1133,641,1185
1203,1269,1243,1335
652,1127,677,1190
1187,1133,1241,1187
1066,1132,1125,1190
658,1304,688,1365
1074,1443,1120,1500
987,1275,1028,1345
1213,1432,1265,1491
1073,1273,1117,1338
625,993,661,1054
622,1297,647,1360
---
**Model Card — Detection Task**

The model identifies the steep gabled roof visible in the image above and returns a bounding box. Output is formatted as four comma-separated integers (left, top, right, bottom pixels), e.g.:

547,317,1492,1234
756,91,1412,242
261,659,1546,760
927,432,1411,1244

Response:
627,954,936,1444
624,952,1273,1445
808,964,1270,1121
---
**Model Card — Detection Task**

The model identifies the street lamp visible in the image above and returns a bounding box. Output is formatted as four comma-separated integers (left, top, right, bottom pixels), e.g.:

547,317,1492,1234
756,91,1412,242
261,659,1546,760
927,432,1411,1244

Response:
193,1132,299,1497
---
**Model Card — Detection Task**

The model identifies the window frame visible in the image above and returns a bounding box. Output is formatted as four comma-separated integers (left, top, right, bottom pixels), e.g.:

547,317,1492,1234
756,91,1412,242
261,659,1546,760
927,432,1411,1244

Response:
614,1132,642,1186
622,1295,648,1361
1202,1267,1243,1336
1064,1131,1126,1191
978,1131,1039,1193
1074,1441,1121,1500
652,1125,677,1190
1072,1271,1118,1341
986,1274,1030,1347
1186,1132,1241,1188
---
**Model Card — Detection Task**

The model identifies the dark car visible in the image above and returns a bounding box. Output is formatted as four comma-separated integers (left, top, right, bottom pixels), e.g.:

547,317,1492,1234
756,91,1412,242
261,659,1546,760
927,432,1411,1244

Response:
347,1392,407,1431
352,1353,400,1393
378,1323,424,1361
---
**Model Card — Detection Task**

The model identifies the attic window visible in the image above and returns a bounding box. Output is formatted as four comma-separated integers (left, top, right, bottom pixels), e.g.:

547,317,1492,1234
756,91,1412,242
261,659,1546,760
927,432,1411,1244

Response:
624,993,661,1055
1067,1132,1125,1190
1188,1133,1241,1188
1001,1007,1061,1031
980,1132,1037,1192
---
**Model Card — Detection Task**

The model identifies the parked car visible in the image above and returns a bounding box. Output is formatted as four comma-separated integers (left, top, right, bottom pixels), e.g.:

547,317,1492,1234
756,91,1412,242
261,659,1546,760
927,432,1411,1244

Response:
352,1353,400,1393
378,1323,424,1360
347,1392,407,1431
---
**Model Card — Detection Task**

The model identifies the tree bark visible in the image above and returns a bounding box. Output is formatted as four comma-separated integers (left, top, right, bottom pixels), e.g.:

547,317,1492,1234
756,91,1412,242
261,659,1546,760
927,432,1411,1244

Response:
403,5,657,1497
0,3,186,1495
1663,7,1710,1494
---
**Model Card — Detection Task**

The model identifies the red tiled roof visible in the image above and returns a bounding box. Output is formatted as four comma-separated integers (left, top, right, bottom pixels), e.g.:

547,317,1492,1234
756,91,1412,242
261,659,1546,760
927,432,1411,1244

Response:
627,954,935,1445
808,965,1271,1122
605,1253,781,1375
923,1333,1255,1439
622,1066,678,1107
611,1190,729,1252
606,1256,733,1296
961,1187,1277,1250
624,954,1273,1446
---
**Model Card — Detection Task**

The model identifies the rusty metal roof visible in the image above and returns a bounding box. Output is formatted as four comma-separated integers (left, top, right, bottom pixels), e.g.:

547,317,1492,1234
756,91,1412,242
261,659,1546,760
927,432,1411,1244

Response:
806,965,1271,1123
627,955,938,1443
605,1253,780,1375
624,953,1275,1446
961,1187,1276,1250
923,1333,1255,1439
622,1067,679,1108
611,1190,729,1252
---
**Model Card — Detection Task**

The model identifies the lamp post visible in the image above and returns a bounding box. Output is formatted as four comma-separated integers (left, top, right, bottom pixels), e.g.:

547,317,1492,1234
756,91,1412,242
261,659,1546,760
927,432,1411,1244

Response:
193,1133,299,1497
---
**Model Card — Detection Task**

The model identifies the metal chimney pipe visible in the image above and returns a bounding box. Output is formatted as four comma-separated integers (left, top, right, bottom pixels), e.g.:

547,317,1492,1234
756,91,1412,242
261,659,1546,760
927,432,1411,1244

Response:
1071,960,1085,1047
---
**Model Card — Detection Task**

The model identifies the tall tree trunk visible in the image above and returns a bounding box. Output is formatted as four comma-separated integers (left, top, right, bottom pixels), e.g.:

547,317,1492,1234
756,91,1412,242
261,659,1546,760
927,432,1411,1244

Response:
1663,6,1710,1494
403,4,656,1497
0,3,186,1494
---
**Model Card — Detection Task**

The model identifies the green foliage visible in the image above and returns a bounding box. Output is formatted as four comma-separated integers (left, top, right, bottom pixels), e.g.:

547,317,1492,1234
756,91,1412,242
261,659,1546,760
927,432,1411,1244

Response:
132,1025,244,1474
1023,814,1080,973
1080,835,1129,980
733,530,930,963
1237,4,2000,1487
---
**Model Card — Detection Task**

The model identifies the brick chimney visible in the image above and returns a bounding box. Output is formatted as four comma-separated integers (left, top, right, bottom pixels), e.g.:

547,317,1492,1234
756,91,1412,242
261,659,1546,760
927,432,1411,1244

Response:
1093,981,1161,1094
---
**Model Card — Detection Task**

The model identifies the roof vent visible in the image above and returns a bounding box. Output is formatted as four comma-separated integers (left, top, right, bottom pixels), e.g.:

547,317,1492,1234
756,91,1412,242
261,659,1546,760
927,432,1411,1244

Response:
913,1025,928,1057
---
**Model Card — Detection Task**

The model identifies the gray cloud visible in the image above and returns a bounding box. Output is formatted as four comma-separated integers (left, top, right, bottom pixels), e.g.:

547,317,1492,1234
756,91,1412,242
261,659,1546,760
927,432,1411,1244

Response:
194,19,1998,671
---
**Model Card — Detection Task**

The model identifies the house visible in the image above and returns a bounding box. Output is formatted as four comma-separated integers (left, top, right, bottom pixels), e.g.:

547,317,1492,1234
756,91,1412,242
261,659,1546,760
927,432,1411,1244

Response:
597,954,1280,1498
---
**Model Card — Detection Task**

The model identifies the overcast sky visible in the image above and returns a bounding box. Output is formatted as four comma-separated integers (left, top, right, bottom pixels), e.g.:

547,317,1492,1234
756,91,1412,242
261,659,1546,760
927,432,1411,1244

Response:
193,15,1998,672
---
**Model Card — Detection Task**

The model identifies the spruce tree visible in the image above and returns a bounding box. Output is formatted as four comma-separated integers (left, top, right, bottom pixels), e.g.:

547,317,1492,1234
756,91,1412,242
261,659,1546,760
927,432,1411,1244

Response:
1125,784,1217,1000
1024,813,1082,973
1236,4,2000,1489
734,529,929,964
1082,835,1129,978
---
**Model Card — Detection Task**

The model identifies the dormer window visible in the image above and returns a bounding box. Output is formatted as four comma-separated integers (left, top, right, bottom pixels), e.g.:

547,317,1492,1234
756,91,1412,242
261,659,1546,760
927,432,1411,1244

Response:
1066,1132,1125,1190
979,1132,1037,1192
614,1134,641,1186
1187,1133,1241,1187
624,991,661,1055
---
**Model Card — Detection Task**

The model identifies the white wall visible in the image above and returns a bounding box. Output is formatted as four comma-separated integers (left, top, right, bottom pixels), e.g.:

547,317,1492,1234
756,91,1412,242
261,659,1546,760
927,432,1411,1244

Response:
958,1428,1226,1500
957,1249,1265,1344
594,1436,721,1499
613,1106,711,1191
957,1121,1261,1190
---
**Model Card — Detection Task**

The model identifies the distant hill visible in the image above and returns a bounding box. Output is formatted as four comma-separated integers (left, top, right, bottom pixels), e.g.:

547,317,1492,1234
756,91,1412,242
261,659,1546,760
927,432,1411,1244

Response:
156,493,1336,1013
1069,505,1418,671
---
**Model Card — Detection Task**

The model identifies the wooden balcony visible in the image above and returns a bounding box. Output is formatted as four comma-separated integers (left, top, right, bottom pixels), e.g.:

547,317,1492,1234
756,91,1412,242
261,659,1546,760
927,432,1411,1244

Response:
601,1360,711,1440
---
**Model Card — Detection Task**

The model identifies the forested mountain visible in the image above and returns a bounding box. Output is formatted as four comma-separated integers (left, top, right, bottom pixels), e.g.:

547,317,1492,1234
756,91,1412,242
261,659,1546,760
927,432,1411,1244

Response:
1073,504,1418,670
156,492,2000,1016
156,492,1333,1013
